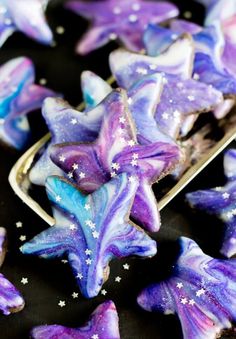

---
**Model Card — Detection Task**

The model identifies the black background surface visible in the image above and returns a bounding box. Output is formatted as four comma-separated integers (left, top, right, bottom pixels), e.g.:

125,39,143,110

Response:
0,0,236,338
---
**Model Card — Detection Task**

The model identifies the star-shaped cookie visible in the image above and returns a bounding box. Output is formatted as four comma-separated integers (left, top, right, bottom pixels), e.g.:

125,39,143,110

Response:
50,89,181,232
31,301,120,338
138,237,236,339
0,0,53,46
110,35,223,138
21,174,157,298
0,57,56,149
66,0,179,54
186,149,236,258
29,90,122,185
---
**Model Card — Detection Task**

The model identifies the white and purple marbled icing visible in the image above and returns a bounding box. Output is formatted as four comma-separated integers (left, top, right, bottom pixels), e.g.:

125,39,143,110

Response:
31,301,120,338
66,0,179,54
110,36,223,138
21,174,157,298
186,149,236,258
0,0,53,46
50,89,181,232
138,237,236,339
0,57,56,149
0,227,25,315
143,21,236,119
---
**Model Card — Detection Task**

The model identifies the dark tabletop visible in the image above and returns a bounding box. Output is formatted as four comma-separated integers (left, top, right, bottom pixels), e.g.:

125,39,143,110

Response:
0,1,235,338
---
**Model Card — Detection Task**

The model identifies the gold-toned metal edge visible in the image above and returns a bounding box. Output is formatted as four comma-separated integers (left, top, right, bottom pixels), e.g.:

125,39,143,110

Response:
9,124,236,227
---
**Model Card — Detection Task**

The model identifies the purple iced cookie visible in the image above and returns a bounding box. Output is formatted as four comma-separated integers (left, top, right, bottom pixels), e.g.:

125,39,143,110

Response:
186,149,236,258
21,174,157,298
0,0,53,46
0,228,25,315
65,0,179,54
138,237,236,339
29,90,123,185
109,35,194,89
143,22,236,119
110,36,223,138
0,57,57,150
31,300,120,339
50,89,181,232
81,70,175,145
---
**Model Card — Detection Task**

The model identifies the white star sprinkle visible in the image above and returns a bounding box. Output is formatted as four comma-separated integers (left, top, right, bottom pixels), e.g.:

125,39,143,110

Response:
92,231,99,239
19,235,26,242
101,289,107,296
163,77,168,85
68,172,73,179
180,297,188,305
85,249,92,256
132,153,139,160
56,195,61,202
69,224,77,231
136,67,147,75
70,118,77,125
84,204,91,210
61,259,68,264
129,14,138,22
37,76,47,87
127,97,133,105
109,32,117,40
123,263,130,270
188,95,195,102
16,221,23,228
72,292,79,299
115,276,122,283
171,33,178,40
56,26,65,34
86,258,92,265
162,112,169,120
111,162,120,170
21,277,28,285
149,64,157,70
72,163,78,170
196,288,205,297
91,334,99,339
128,176,136,183
189,299,195,306
131,159,138,167
119,116,126,124
76,273,83,280
183,11,192,19
85,220,96,229
111,171,117,178
222,192,230,199
59,155,65,163
176,282,183,289
79,172,85,179
58,300,66,308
